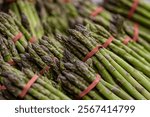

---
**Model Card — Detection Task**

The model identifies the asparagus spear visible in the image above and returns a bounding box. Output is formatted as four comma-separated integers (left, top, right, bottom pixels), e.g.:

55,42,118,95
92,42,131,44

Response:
5,39,20,58
27,44,47,68
42,36,64,54
39,39,63,59
16,0,37,38
106,49,150,92
58,74,93,100
9,2,21,21
0,13,28,48
29,1,44,38
0,22,25,53
0,36,14,64
62,70,104,100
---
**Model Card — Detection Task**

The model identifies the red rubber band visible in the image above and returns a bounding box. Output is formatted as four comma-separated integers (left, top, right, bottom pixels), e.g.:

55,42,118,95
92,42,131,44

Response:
7,59,16,66
128,0,139,19
133,23,139,42
78,74,101,99
12,32,23,43
29,36,36,43
91,7,104,17
18,74,39,98
83,45,102,62
0,85,6,91
83,36,114,62
123,36,131,45
102,36,114,48
40,66,50,75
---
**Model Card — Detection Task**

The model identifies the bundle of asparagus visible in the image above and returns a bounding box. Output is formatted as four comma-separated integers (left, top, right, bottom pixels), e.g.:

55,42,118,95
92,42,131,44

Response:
0,74,16,100
41,0,83,35
0,35,18,65
123,20,150,45
76,1,150,52
57,23,150,100
101,0,150,49
8,0,44,39
0,12,28,53
85,20,150,66
0,59,70,100
103,0,150,28
58,50,133,100
0,0,149,100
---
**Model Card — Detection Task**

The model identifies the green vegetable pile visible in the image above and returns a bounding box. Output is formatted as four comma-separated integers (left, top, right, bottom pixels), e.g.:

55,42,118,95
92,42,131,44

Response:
0,0,150,100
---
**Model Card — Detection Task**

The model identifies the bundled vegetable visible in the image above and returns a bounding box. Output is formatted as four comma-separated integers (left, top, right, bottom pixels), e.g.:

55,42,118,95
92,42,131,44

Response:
58,50,133,100
57,24,150,100
104,0,150,28
0,0,149,100
0,59,70,100
9,0,44,39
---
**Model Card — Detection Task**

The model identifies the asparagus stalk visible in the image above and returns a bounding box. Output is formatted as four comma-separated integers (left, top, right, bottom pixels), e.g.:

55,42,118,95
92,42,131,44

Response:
39,39,63,59
58,74,93,100
106,49,150,92
62,70,104,100
0,22,25,53
16,0,37,38
0,13,28,48
5,39,20,58
0,36,14,64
